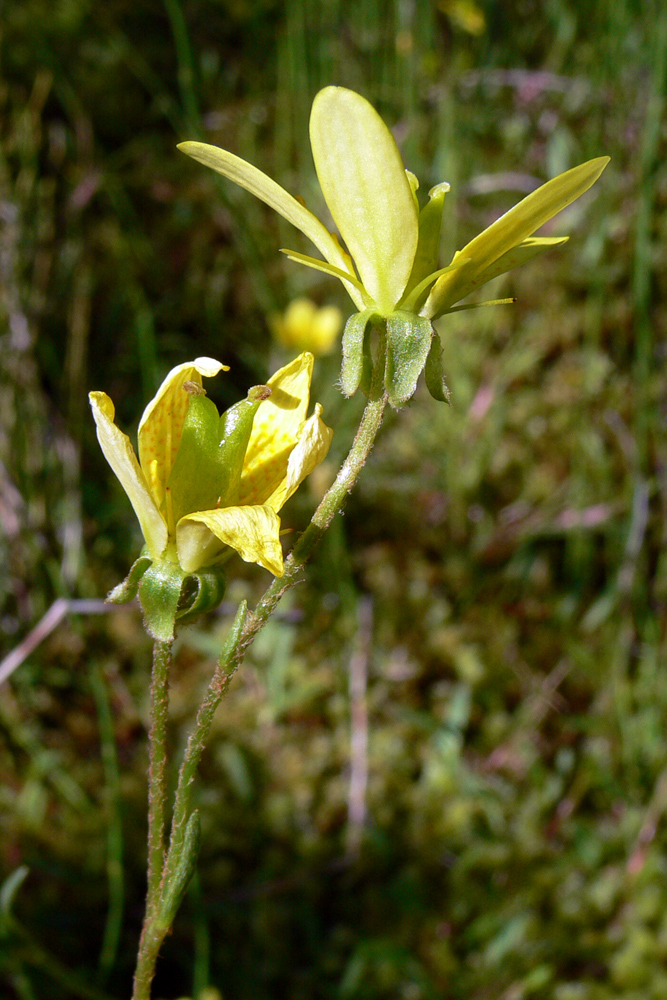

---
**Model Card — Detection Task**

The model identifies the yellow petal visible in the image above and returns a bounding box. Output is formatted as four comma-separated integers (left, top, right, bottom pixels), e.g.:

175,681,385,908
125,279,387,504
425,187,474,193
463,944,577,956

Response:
266,404,333,511
422,237,568,317
89,391,168,560
237,353,313,505
138,357,228,508
459,157,608,276
178,140,365,310
309,86,419,314
177,505,283,576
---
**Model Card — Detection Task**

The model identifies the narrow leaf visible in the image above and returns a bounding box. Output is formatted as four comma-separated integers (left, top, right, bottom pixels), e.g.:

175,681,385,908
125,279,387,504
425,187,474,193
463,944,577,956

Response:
157,810,201,932
217,389,269,507
425,237,568,317
401,257,470,313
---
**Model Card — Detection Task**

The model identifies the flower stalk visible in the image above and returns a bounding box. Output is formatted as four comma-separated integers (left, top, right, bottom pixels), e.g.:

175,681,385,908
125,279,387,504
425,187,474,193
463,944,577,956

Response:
132,324,387,1000
130,327,388,999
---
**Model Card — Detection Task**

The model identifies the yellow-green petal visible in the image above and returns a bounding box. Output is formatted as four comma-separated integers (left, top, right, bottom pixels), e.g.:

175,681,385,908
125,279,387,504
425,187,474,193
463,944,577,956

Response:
138,357,228,508
177,505,284,576
178,140,365,310
309,86,419,314
422,237,568,317
89,391,168,561
266,404,333,511
459,157,608,276
238,352,313,506
279,249,370,302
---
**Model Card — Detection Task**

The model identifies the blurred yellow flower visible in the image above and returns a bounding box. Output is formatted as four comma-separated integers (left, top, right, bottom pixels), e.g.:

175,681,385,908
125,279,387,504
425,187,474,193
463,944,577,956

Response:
269,298,343,355
439,0,486,35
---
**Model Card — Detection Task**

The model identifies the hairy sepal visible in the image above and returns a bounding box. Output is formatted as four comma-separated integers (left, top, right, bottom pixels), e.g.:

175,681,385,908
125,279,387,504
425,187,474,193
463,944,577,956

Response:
340,308,378,397
424,330,451,403
385,312,433,408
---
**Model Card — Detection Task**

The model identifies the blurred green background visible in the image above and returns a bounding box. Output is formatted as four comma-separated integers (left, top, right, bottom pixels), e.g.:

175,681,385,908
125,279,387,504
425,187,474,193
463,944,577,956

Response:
1,0,667,997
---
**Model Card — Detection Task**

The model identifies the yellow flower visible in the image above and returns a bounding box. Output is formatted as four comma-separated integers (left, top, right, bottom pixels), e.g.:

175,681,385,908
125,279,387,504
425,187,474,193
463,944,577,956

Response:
179,86,607,318
269,298,343,355
179,87,608,405
89,353,332,579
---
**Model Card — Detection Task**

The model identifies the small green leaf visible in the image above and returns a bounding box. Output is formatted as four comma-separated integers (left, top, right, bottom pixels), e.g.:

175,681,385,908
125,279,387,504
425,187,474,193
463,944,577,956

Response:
340,309,377,397
157,810,201,932
446,296,515,314
424,330,451,403
106,552,152,604
138,561,187,641
385,312,433,408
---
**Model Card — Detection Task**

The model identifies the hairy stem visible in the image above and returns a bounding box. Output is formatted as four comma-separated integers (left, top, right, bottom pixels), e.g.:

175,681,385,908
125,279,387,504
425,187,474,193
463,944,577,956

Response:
132,638,172,1000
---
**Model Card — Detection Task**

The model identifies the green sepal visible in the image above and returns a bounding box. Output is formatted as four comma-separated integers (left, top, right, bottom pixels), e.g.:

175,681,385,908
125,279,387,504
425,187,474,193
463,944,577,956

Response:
217,387,270,506
176,565,227,626
405,182,450,297
358,330,374,397
424,330,451,403
106,552,152,604
340,308,378,397
385,312,433,408
138,560,187,642
156,809,200,932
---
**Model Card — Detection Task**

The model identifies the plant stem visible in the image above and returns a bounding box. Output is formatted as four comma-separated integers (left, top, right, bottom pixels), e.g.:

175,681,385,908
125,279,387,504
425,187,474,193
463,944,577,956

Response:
132,638,173,1000
134,330,388,997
